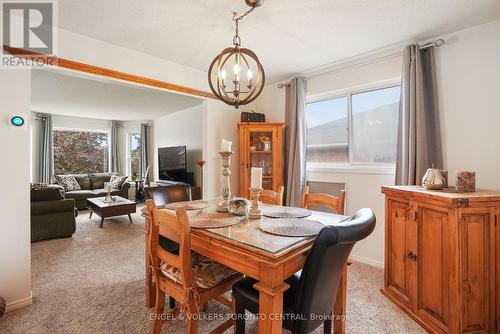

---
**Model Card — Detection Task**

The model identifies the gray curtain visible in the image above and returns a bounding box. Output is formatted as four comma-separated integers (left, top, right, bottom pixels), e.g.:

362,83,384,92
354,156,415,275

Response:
395,45,442,185
110,121,120,173
38,114,53,183
140,123,151,184
284,77,307,206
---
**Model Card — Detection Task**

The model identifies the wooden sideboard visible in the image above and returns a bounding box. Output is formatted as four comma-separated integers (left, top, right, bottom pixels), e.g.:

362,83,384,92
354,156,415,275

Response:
381,186,499,334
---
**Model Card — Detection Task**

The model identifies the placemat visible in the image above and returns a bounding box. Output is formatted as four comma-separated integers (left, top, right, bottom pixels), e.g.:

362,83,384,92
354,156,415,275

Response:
164,200,210,211
189,212,243,229
259,218,324,237
262,205,312,218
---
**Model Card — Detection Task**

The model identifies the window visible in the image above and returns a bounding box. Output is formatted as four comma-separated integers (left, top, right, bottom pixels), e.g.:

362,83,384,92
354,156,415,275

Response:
306,97,348,163
306,85,400,165
53,130,109,174
128,133,141,178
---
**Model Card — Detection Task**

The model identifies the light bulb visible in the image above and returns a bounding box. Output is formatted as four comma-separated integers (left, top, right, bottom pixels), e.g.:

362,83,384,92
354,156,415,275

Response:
220,69,227,80
233,63,241,75
247,69,253,80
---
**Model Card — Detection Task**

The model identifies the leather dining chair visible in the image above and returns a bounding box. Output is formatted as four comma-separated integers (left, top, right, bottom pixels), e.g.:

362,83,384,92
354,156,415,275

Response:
232,208,376,334
145,185,192,207
260,186,285,206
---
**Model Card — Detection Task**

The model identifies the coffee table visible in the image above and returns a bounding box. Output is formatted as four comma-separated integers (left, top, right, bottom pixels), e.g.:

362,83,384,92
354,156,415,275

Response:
87,196,137,228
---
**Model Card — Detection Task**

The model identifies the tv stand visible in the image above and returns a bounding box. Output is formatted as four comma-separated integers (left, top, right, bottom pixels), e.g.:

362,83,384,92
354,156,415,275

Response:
157,180,187,186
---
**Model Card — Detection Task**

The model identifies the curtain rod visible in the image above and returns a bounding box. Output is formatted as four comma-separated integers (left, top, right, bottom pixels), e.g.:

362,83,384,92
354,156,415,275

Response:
277,38,446,88
418,38,445,50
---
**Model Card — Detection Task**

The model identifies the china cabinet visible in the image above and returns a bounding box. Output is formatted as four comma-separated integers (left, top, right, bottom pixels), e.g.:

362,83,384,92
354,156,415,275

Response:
238,122,284,198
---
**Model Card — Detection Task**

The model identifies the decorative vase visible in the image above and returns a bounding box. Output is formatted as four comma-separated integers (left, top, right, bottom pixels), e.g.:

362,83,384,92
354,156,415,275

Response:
228,198,250,216
422,167,445,190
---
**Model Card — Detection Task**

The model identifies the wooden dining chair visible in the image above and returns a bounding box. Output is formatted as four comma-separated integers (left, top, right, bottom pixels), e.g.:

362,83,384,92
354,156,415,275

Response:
301,186,346,215
260,186,285,206
145,200,242,334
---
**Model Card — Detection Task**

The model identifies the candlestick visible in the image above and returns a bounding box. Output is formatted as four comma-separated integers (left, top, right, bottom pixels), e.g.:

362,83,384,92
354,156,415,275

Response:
217,151,233,212
249,188,263,219
221,139,232,152
250,167,263,189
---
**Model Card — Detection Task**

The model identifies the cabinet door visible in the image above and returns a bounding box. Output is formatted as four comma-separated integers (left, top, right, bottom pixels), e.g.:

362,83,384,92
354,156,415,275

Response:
459,208,496,334
415,204,453,333
385,198,414,308
496,208,500,334
245,127,277,195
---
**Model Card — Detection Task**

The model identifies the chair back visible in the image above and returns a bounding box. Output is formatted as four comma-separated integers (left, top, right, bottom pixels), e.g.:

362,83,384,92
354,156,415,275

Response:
260,186,284,206
301,186,346,215
293,208,376,333
145,199,194,288
145,185,192,207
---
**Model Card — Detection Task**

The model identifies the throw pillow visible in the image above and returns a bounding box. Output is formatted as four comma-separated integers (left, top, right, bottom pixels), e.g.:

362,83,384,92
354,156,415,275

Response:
30,183,51,191
55,175,82,192
109,175,128,189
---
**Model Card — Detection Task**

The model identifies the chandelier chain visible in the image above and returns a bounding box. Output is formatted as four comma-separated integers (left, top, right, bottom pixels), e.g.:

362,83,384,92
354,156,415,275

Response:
232,6,255,46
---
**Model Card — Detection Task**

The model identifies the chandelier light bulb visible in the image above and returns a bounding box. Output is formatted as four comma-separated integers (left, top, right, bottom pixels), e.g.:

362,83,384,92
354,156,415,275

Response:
247,69,253,80
233,63,241,75
220,69,227,80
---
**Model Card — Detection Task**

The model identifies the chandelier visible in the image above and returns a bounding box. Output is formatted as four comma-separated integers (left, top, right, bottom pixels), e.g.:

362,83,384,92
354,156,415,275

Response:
208,0,265,109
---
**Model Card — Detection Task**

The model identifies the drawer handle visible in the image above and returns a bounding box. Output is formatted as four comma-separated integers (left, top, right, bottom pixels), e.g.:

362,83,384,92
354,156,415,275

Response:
407,252,417,261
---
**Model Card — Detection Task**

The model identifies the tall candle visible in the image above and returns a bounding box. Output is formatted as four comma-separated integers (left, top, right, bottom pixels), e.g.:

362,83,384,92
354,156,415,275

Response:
250,167,263,189
221,139,232,152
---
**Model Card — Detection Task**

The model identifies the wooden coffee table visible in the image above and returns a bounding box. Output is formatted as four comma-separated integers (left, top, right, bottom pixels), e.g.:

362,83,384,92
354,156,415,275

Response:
87,196,136,228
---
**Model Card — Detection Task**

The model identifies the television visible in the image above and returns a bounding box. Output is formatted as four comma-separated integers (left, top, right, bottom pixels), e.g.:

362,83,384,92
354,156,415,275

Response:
158,146,188,184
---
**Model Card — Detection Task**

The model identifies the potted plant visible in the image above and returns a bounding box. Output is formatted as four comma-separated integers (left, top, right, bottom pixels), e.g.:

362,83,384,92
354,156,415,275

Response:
131,170,138,182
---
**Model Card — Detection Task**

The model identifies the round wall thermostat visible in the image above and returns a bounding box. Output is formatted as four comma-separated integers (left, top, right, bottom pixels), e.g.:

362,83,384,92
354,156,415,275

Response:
10,116,25,127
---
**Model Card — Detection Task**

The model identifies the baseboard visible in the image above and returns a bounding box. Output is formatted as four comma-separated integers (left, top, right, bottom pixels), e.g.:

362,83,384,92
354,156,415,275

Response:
349,255,384,269
5,294,32,312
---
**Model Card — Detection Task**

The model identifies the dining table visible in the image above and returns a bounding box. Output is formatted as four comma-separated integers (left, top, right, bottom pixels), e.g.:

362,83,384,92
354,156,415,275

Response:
142,200,349,334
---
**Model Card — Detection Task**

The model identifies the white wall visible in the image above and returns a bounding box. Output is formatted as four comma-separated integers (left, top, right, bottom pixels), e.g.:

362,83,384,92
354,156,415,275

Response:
0,70,32,311
435,19,500,189
248,57,402,267
248,19,500,268
202,100,242,200
154,105,204,188
3,25,212,312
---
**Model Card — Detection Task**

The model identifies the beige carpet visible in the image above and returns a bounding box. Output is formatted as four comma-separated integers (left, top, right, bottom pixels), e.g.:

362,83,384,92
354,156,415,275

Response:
0,207,425,334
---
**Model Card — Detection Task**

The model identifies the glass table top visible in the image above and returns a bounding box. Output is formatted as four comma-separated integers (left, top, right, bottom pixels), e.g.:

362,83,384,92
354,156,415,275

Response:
160,200,349,254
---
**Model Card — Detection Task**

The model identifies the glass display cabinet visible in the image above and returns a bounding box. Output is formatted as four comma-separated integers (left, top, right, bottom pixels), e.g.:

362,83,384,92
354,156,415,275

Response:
238,122,284,198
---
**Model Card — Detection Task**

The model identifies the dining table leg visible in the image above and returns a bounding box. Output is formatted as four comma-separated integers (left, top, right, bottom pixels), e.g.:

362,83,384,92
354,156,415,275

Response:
145,217,155,308
333,263,348,334
253,264,290,334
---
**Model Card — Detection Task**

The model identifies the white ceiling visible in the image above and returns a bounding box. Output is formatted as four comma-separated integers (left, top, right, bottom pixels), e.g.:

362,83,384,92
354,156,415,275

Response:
57,0,500,83
31,70,203,120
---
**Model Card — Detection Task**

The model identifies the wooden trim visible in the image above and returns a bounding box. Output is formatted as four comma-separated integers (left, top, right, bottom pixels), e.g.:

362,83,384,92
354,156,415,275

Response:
3,45,216,100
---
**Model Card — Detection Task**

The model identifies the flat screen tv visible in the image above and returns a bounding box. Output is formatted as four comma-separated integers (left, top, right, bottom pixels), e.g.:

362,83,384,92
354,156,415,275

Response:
158,146,188,183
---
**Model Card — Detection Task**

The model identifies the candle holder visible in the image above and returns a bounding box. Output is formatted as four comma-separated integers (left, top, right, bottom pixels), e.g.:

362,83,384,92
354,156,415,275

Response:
249,188,263,219
217,151,233,212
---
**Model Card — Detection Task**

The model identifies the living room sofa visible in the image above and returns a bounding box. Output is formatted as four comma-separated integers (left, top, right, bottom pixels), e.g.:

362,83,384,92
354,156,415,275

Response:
55,173,130,210
31,186,77,242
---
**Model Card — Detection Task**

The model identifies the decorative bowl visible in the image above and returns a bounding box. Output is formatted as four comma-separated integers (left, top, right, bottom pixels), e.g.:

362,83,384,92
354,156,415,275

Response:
228,198,250,216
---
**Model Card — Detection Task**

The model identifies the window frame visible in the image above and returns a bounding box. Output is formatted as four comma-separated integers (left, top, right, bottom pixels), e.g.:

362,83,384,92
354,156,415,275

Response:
52,127,111,174
306,77,400,174
126,132,141,179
